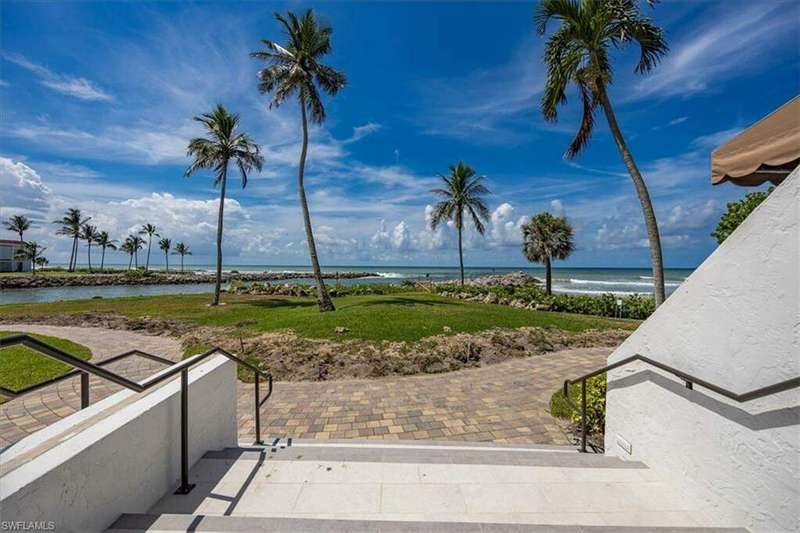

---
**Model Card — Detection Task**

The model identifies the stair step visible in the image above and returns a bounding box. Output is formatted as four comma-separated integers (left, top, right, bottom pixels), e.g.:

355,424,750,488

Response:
107,513,748,532
205,439,646,469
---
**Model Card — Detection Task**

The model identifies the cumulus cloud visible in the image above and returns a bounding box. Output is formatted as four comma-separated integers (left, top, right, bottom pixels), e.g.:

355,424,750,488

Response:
549,199,565,217
490,203,528,247
0,157,52,221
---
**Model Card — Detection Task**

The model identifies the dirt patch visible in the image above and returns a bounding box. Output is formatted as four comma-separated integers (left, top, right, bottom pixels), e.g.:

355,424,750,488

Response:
0,313,629,382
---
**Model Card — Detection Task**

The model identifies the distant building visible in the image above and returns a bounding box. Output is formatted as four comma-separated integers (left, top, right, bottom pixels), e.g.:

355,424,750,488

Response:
0,239,31,272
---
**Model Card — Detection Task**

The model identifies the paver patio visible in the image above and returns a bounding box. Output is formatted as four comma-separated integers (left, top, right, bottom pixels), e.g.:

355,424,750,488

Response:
0,324,610,449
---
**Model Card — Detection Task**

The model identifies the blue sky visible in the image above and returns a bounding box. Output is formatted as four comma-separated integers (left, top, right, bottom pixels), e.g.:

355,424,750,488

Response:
1,0,798,268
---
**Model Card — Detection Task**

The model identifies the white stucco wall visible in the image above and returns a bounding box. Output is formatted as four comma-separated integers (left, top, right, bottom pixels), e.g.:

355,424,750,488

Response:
605,170,799,532
0,355,238,533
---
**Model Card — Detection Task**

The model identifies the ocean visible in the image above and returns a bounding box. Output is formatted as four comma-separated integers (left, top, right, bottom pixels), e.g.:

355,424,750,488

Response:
0,265,693,305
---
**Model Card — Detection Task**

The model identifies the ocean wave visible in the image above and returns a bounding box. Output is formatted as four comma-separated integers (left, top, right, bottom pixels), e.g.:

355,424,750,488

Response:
376,272,407,279
567,278,681,287
553,286,647,296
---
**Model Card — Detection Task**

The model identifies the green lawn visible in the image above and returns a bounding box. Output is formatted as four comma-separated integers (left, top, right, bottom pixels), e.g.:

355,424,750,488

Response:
0,331,93,403
0,292,637,342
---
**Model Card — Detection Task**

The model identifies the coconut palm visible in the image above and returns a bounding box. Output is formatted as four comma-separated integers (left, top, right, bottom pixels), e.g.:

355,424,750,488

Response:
15,241,46,275
122,234,144,269
172,242,192,273
4,214,31,242
251,9,346,312
185,105,263,306
430,162,491,286
34,256,49,270
522,212,575,295
535,0,668,306
159,238,172,272
53,208,90,271
95,231,118,272
80,224,99,273
138,223,159,271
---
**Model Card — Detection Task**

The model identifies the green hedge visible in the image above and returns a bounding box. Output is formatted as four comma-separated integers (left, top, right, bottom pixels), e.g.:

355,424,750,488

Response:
549,373,607,434
436,284,654,319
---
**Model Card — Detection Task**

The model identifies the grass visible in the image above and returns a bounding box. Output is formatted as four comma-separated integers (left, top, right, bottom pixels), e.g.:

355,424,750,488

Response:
0,292,637,342
0,331,92,403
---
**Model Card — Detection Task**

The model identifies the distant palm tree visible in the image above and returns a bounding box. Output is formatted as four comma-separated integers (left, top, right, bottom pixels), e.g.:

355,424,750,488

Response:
34,256,49,270
139,223,159,271
80,224,99,273
159,237,172,272
15,241,46,275
186,105,263,306
4,215,31,242
535,0,668,306
430,162,491,286
172,242,192,273
54,208,90,271
95,231,118,272
251,9,346,313
123,234,144,269
522,212,575,295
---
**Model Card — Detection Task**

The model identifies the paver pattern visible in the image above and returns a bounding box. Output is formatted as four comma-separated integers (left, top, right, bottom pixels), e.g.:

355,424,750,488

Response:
0,324,610,449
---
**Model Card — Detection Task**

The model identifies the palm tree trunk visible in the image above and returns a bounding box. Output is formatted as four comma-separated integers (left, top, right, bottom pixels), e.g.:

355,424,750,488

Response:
544,256,552,295
596,83,666,307
128,254,133,269
87,242,92,273
165,252,169,273
212,165,228,306
146,239,152,271
70,236,78,271
100,247,106,271
298,100,335,312
181,255,184,273
457,223,465,286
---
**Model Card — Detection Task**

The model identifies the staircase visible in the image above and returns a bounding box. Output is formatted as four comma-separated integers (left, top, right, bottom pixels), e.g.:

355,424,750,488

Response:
106,439,747,532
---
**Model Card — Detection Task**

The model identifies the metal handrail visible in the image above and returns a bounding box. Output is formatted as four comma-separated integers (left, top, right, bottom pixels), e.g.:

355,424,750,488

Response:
562,353,800,453
0,334,273,494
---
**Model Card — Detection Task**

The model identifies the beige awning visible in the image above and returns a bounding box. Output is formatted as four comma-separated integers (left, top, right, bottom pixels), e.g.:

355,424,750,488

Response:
711,96,800,186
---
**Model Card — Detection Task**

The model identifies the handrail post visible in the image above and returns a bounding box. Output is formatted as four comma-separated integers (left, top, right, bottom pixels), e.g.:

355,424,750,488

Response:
174,369,195,495
80,372,90,409
580,379,587,453
254,372,263,445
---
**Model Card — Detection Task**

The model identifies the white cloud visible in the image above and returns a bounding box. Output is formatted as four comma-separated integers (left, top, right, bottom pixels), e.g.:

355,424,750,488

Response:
4,53,114,101
668,116,689,126
0,157,52,222
549,199,565,217
344,123,381,144
490,203,528,247
691,127,742,150
629,3,797,101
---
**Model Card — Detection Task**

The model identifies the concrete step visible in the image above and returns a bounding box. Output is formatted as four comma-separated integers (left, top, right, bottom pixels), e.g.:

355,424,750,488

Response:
107,513,748,532
123,440,744,531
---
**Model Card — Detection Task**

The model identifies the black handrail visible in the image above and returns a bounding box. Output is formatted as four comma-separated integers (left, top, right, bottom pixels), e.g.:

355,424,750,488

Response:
0,334,273,494
562,353,800,453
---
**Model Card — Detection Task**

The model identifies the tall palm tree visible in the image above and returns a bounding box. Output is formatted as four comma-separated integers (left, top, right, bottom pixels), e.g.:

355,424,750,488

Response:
535,0,668,306
185,105,263,306
53,208,90,271
80,224,99,273
159,237,172,272
95,231,118,272
4,215,31,242
251,9,346,312
172,242,192,273
139,223,159,271
522,212,575,295
430,162,491,286
15,241,46,275
120,239,135,270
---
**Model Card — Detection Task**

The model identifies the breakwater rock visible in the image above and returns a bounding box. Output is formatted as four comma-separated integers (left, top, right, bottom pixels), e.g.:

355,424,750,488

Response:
0,271,377,290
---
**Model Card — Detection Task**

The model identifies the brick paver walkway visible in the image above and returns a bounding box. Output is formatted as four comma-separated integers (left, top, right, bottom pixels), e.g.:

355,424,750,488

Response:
0,324,184,448
0,325,610,449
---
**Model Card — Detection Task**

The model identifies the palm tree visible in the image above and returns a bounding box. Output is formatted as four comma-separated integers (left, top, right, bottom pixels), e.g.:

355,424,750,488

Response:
95,231,118,272
535,0,668,306
80,224,99,273
53,208,90,271
172,242,192,273
522,212,575,295
251,9,346,312
430,162,491,286
4,215,31,242
159,237,172,272
138,224,160,271
34,256,49,270
185,105,263,306
123,234,144,269
15,241,46,275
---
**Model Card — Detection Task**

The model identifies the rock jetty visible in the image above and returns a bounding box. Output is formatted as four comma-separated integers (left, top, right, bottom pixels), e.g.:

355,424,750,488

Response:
0,271,377,290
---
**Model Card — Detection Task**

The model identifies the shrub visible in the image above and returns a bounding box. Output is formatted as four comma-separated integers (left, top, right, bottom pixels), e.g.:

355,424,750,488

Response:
549,373,606,435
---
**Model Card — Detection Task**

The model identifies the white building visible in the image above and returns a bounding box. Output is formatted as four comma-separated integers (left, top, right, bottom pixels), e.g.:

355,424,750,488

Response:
0,239,30,272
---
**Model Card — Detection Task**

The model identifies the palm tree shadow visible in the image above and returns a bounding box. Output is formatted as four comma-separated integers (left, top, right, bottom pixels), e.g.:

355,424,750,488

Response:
356,296,457,308
240,298,319,309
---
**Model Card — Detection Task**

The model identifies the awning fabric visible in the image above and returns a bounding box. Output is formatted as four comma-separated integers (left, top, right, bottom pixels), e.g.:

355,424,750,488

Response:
711,96,800,186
